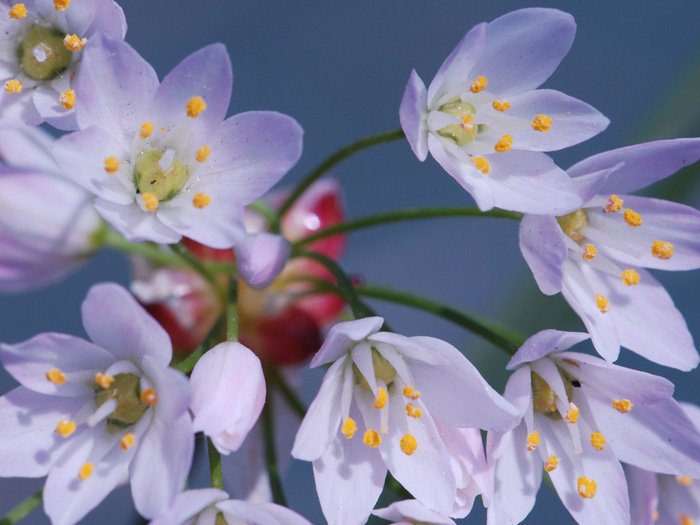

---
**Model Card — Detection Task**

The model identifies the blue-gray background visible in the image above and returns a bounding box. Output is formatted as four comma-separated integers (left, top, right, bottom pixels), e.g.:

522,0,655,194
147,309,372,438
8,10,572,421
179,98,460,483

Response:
2,1,700,523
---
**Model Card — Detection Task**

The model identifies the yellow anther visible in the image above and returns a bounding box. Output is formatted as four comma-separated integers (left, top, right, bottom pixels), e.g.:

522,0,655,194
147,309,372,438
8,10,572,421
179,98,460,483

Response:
652,240,674,260
595,293,610,313
363,429,381,448
400,433,418,456
526,430,540,451
59,89,75,110
139,121,154,138
577,476,597,499
63,34,86,51
9,3,27,18
681,514,694,525
192,193,211,209
565,403,579,424
341,417,357,439
405,403,422,419
103,157,120,174
459,114,474,132
196,145,210,163
471,156,490,175
531,114,553,132
676,475,693,486
653,509,659,521
612,398,634,413
186,96,206,118
120,433,136,451
141,193,159,212
94,372,115,388
544,455,558,472
55,420,76,437
582,243,597,261
140,388,158,405
373,387,388,409
621,269,640,286
4,79,23,94
470,75,487,94
623,208,643,227
402,386,420,400
78,462,93,481
605,195,624,214
54,0,70,9
494,134,513,153
590,431,606,451
46,368,66,385
492,100,510,112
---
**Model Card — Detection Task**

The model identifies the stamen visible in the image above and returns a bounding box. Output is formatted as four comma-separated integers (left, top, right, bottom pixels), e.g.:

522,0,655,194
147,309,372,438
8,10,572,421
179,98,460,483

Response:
460,114,474,132
590,431,606,451
59,89,75,110
605,195,624,213
564,402,579,424
577,477,597,498
582,243,597,261
544,455,558,472
526,430,540,451
78,462,93,481
676,475,693,486
405,403,422,418
54,0,70,9
471,156,490,174
55,420,76,437
373,387,387,409
470,76,487,93
46,368,66,385
402,386,420,400
651,240,674,260
341,417,356,439
680,514,693,525
363,429,381,448
595,293,610,313
104,157,120,174
95,372,115,388
140,388,158,405
196,145,210,163
4,79,23,94
139,121,154,139
120,433,136,451
492,100,510,112
531,114,553,132
400,433,418,456
186,96,206,118
652,509,659,520
494,134,513,153
192,193,211,209
141,193,159,212
612,398,634,413
158,149,176,172
63,34,86,51
9,3,27,18
621,269,640,286
623,208,643,227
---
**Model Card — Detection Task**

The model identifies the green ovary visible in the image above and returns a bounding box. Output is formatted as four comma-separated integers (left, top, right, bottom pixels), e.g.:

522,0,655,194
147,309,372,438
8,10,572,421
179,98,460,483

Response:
437,98,478,146
17,26,73,81
556,208,589,244
531,370,576,420
353,347,397,391
134,149,188,201
95,373,149,431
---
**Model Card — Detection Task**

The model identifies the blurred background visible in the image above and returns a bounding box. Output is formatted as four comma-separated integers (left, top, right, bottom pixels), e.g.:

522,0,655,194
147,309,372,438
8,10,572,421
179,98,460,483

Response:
2,1,700,523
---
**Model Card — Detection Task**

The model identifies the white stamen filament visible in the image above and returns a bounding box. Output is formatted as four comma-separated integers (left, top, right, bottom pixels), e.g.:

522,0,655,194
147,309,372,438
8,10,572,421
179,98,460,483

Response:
583,225,644,259
158,149,176,172
86,398,118,427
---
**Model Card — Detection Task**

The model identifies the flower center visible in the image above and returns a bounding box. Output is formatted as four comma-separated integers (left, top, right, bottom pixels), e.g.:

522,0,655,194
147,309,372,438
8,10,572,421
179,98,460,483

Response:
94,373,150,431
436,98,481,146
353,347,397,390
556,208,589,245
531,370,576,418
17,25,73,81
134,149,188,202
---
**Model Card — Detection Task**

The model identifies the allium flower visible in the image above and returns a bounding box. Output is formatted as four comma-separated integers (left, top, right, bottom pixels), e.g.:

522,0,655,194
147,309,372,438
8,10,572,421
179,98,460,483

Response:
0,0,126,129
519,138,700,370
373,499,457,525
53,34,303,247
0,127,102,292
400,8,608,214
291,317,519,525
0,283,193,524
487,330,700,525
235,232,292,290
149,488,312,525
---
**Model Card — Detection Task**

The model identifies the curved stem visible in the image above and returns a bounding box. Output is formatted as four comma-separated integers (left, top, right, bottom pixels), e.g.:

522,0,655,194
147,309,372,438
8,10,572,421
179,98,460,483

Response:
294,207,522,248
279,129,406,217
102,228,186,268
0,489,42,525
227,279,239,342
169,244,226,303
248,199,281,234
262,390,287,507
207,438,224,490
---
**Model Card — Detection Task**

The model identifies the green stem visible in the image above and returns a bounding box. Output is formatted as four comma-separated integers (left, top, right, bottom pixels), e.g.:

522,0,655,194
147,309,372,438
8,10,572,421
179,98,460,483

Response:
295,207,522,248
207,438,223,490
173,315,226,373
356,284,526,355
267,365,307,418
0,489,42,525
101,227,186,268
279,129,406,217
248,199,282,234
227,279,239,342
169,244,224,300
262,391,287,507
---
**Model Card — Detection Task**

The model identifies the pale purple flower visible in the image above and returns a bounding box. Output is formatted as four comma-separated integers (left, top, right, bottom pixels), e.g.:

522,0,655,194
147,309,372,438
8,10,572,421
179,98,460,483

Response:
0,127,102,292
149,488,312,525
400,8,608,214
373,499,457,525
235,233,292,290
190,341,266,455
519,138,700,370
291,317,519,525
0,0,126,130
0,283,193,524
487,330,700,525
53,34,303,248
